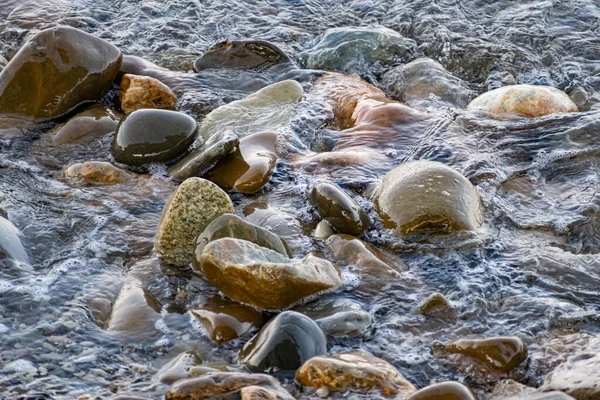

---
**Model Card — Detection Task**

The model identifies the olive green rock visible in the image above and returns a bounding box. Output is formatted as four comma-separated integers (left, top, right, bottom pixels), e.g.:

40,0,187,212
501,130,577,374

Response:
374,161,483,234
0,26,122,120
310,182,370,236
155,177,234,266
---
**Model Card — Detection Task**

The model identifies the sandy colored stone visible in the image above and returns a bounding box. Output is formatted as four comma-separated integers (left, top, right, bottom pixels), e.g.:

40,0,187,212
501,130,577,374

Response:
155,177,234,266
326,234,406,274
65,161,132,184
446,336,528,373
119,73,177,114
296,350,416,397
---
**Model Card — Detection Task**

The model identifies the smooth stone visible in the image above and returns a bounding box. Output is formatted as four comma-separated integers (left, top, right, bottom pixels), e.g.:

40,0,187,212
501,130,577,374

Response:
467,84,578,118
0,26,122,120
296,298,372,338
194,40,292,72
195,213,290,259
296,350,417,397
189,363,233,377
419,293,457,320
65,161,132,185
166,372,294,400
167,131,239,181
490,380,575,400
206,131,278,194
154,351,202,384
383,58,473,109
0,215,29,265
49,104,120,145
239,311,327,372
309,182,370,236
314,220,334,240
199,80,303,140
303,27,417,73
446,336,528,373
189,296,264,343
293,147,391,174
155,177,234,266
242,202,302,243
374,161,484,234
84,271,124,329
503,393,576,400
119,74,177,114
407,382,475,400
112,109,198,167
116,55,164,83
199,238,342,311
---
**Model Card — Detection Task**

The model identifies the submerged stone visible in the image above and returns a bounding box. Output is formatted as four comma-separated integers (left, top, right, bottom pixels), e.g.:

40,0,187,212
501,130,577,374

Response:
296,350,417,397
154,351,203,384
119,74,177,114
155,177,234,266
112,109,198,167
49,104,120,145
194,40,292,72
296,298,372,338
374,161,483,235
198,238,342,311
309,182,370,236
407,381,475,400
242,202,303,252
0,26,122,120
239,311,327,372
65,161,132,184
446,336,528,373
0,215,29,264
419,293,457,320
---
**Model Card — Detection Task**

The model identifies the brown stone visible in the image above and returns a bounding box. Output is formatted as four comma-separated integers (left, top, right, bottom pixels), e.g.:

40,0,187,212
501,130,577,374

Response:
65,161,133,184
309,183,370,236
295,350,416,397
49,104,120,145
119,73,177,114
326,234,406,275
407,381,475,400
446,336,528,373
420,293,456,320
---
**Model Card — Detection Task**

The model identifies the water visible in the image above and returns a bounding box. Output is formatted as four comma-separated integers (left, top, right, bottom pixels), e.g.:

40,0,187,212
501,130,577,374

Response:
2,0,600,399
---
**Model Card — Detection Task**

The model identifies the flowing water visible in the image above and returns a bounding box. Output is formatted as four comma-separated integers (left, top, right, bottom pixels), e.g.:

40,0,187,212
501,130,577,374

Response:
1,0,600,399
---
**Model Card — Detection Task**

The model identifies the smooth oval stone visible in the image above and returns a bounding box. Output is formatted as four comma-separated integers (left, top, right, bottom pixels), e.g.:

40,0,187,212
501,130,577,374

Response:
419,293,457,320
155,177,234,266
0,26,122,120
116,55,164,83
239,311,327,372
199,238,342,311
206,131,278,194
296,350,417,397
119,74,177,114
167,131,239,181
195,213,290,259
446,336,528,373
112,109,198,167
189,296,264,343
374,161,484,234
408,382,475,400
309,182,370,236
467,84,578,118
49,104,120,145
65,161,132,185
154,351,202,384
194,40,292,72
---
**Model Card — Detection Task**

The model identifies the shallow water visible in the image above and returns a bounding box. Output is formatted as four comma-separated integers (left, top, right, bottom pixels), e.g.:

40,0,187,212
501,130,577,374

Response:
2,0,600,399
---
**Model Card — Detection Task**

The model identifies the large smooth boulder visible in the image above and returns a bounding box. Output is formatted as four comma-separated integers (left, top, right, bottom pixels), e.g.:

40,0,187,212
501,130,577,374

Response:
155,177,234,266
296,350,416,397
407,381,475,400
0,26,122,120
309,182,370,236
239,311,327,372
446,336,528,373
374,161,483,234
119,74,177,114
112,109,198,167
198,238,342,311
194,40,292,72
467,84,577,118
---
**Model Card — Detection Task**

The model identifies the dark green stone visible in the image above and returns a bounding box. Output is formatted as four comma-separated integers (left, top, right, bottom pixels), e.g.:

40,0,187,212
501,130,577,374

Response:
309,183,370,236
112,109,198,167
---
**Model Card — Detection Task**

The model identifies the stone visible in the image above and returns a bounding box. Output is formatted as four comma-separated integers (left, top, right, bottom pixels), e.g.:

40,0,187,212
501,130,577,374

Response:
117,55,164,82
198,238,342,311
503,393,575,400
155,177,234,266
309,182,370,236
383,58,473,109
467,84,578,118
420,293,457,320
112,109,198,167
206,131,278,194
0,26,122,120
48,104,120,145
242,202,303,252
65,161,132,185
296,298,372,338
166,372,294,400
194,213,290,259
167,131,239,181
239,311,327,372
198,80,303,140
154,351,202,384
119,74,177,114
489,380,575,400
0,215,29,265
446,336,528,373
314,220,334,240
296,350,416,397
194,40,292,72
189,296,264,343
303,27,417,74
407,381,475,400
293,147,390,174
374,161,484,234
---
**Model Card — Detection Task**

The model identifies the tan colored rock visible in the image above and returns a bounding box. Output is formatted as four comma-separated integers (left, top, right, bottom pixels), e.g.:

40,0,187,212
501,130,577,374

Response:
65,161,132,184
326,234,406,274
446,336,528,373
467,85,577,118
419,293,457,320
295,350,416,397
119,73,177,114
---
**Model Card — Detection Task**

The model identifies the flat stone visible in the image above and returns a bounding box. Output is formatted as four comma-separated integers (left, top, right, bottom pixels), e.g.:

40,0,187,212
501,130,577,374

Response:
167,131,239,181
65,161,132,185
0,26,122,120
309,182,370,236
446,336,528,373
239,311,327,372
154,351,202,384
155,177,234,266
198,238,342,311
112,109,198,167
120,74,177,114
49,104,120,145
296,350,417,397
407,381,475,400
194,40,292,72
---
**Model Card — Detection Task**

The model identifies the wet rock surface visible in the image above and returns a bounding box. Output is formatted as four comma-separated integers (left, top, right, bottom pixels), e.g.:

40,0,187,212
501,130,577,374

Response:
309,182,370,236
407,381,475,400
194,40,293,72
119,73,177,114
65,161,132,184
446,336,528,373
296,298,372,338
154,351,203,384
48,104,120,145
419,293,457,320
